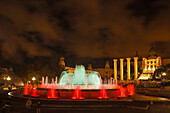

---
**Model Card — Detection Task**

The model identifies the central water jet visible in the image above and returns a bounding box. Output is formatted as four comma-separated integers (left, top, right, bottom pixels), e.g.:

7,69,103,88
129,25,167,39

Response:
59,65,100,85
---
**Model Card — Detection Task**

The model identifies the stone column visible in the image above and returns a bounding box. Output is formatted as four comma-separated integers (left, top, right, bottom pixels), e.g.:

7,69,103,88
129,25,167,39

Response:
113,59,117,80
120,58,124,81
126,58,131,80
144,58,147,70
134,57,138,80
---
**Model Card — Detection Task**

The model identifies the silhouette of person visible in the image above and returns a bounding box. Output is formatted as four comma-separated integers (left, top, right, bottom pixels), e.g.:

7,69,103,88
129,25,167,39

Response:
26,98,32,109
37,101,41,113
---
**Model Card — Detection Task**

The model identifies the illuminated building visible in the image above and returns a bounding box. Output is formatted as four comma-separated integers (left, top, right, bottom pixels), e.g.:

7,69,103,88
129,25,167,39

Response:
60,57,114,83
91,61,114,81
142,57,161,74
60,56,139,82
139,47,162,80
143,47,162,73
59,56,65,68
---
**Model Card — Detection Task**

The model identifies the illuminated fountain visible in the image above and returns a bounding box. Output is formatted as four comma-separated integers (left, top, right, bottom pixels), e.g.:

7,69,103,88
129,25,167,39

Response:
39,65,117,90
33,65,126,99
10,65,135,100
59,65,101,87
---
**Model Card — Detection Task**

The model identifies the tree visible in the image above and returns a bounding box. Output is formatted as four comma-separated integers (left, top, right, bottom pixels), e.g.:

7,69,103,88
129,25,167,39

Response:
0,67,8,80
14,65,28,83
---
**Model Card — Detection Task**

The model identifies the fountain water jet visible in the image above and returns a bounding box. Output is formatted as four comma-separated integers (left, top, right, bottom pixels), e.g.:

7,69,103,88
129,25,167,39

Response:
31,84,39,97
71,86,84,99
98,86,109,99
117,85,127,98
59,65,100,86
28,84,32,93
127,85,135,96
47,88,58,99
23,83,29,96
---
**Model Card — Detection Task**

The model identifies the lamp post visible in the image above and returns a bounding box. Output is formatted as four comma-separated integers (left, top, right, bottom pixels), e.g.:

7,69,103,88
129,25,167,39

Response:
162,72,166,81
6,76,11,81
6,76,11,91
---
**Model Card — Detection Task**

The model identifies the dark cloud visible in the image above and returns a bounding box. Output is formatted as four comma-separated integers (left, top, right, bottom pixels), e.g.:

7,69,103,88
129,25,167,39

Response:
152,41,170,57
0,0,169,64
127,0,168,26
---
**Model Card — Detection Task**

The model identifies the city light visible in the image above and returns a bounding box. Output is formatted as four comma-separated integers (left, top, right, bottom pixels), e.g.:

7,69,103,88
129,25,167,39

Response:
32,77,36,81
162,72,166,76
6,76,11,81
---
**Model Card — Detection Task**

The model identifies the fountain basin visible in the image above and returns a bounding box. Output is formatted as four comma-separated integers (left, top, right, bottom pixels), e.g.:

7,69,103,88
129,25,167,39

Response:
37,88,118,99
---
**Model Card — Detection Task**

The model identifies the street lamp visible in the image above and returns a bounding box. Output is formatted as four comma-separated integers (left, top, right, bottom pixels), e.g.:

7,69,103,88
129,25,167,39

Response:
162,72,166,76
6,76,11,91
162,72,166,81
6,76,11,81
32,77,36,81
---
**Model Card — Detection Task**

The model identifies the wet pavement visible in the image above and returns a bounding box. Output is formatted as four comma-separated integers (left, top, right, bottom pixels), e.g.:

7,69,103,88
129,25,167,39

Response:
1,89,170,113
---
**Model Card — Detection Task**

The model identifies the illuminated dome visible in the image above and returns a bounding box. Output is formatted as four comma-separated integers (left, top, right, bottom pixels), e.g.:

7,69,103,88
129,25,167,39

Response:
149,47,157,57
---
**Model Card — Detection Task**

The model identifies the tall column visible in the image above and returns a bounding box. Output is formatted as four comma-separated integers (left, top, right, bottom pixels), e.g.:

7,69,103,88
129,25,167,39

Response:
120,58,124,81
126,58,131,80
144,58,147,69
144,58,147,70
134,57,138,80
113,59,117,80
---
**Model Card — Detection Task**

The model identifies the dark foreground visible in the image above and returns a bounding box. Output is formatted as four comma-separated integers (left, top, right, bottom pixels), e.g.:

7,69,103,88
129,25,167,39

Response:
1,90,170,113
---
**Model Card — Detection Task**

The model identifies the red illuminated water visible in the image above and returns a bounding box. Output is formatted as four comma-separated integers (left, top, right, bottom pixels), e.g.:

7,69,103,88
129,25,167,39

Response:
23,80,135,99
127,84,135,96
117,85,127,98
47,88,58,99
31,84,39,97
98,86,109,99
71,86,84,99
23,83,29,96
28,84,32,92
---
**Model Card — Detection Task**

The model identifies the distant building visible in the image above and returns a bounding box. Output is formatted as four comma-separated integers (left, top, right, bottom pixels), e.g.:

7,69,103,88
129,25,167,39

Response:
59,46,170,81
142,57,161,74
138,47,167,80
59,57,65,68
90,61,114,79
59,57,114,81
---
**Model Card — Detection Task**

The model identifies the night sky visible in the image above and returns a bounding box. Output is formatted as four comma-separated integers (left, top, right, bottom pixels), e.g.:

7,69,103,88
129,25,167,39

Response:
0,0,170,65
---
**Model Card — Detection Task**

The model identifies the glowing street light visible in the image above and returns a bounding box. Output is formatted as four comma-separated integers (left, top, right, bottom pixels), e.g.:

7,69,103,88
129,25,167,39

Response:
162,72,166,76
32,77,36,81
6,76,11,81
